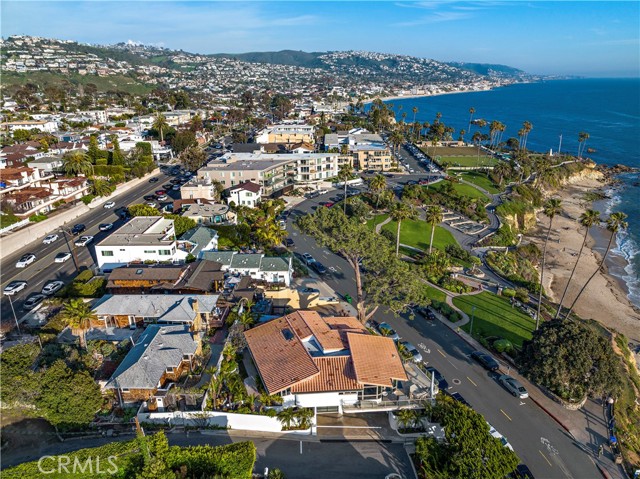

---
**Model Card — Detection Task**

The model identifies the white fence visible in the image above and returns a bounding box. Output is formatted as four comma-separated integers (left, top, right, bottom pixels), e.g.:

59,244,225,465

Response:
0,218,29,236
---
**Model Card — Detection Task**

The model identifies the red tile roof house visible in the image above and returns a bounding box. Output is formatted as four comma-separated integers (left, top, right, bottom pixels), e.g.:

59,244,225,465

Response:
244,311,408,414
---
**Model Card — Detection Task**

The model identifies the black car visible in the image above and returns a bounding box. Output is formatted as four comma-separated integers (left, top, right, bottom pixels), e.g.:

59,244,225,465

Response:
470,351,500,372
71,224,86,235
23,294,46,311
285,238,295,247
449,391,472,408
148,177,159,183
416,307,437,320
311,261,327,275
509,464,535,479
426,366,449,391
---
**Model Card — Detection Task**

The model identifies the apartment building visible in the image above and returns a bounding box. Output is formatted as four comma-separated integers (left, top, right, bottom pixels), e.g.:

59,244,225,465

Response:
255,123,315,145
324,130,392,171
197,151,339,196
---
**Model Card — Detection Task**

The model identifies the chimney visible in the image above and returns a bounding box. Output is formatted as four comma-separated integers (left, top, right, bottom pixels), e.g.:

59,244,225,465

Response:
192,298,199,314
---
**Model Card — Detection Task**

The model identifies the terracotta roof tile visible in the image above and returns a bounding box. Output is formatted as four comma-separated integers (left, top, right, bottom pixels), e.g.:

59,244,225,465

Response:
283,311,313,340
291,356,361,393
348,333,407,387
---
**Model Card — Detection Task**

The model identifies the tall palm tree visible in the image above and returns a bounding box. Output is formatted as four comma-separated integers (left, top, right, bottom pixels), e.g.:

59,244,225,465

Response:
554,209,600,319
338,163,354,215
91,178,113,197
62,151,93,177
152,113,169,144
577,131,590,158
389,130,404,160
368,174,387,210
390,201,416,256
522,121,533,150
425,205,443,254
535,198,562,329
563,212,628,320
59,298,97,349
412,106,418,126
276,407,297,430
467,107,475,140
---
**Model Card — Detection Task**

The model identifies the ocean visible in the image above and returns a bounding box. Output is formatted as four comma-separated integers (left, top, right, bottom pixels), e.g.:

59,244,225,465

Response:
382,78,640,307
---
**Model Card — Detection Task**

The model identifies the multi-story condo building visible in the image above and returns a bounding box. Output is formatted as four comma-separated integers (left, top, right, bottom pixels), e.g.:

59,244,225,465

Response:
255,123,316,145
324,130,393,171
197,152,339,196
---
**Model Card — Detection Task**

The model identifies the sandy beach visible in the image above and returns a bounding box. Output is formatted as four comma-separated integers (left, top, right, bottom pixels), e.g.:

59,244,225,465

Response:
528,176,640,341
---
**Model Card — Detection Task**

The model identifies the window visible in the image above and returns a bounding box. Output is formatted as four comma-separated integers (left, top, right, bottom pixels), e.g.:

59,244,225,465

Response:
144,250,156,254
159,250,171,256
166,367,174,373
121,388,130,393
101,250,114,257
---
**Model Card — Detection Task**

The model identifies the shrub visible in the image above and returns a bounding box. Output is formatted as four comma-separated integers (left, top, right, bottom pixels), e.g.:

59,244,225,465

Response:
75,270,94,283
80,194,95,205
28,213,48,222
502,288,516,298
515,287,530,303
95,158,108,166
493,338,514,354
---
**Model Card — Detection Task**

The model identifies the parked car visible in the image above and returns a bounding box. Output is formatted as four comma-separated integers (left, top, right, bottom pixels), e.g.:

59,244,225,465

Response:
400,341,422,362
279,220,287,230
498,375,529,398
54,252,72,263
425,366,449,391
71,224,86,235
301,253,315,265
99,223,114,231
449,391,471,408
74,235,94,247
311,261,328,275
163,184,173,190
143,194,156,201
172,184,181,190
157,194,169,201
146,202,158,208
470,351,500,372
509,464,535,479
285,238,295,247
103,201,116,209
489,424,514,451
4,281,27,296
155,190,166,196
16,253,36,268
416,306,436,320
301,287,320,294
148,177,159,183
319,201,334,208
23,294,46,311
42,280,65,296
378,322,400,341
42,234,59,245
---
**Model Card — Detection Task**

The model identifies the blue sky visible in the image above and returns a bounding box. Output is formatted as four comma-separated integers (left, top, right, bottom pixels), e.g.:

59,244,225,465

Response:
2,1,639,77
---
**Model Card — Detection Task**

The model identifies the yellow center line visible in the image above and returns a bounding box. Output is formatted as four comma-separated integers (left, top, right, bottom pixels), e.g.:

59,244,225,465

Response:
466,376,477,387
437,349,446,358
539,449,553,467
500,409,512,421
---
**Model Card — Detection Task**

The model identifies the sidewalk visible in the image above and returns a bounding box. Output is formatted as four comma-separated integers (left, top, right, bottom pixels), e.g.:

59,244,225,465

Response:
437,314,628,479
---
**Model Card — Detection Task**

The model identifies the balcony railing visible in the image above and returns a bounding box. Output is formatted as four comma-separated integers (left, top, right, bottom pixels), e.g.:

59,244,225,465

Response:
342,398,429,412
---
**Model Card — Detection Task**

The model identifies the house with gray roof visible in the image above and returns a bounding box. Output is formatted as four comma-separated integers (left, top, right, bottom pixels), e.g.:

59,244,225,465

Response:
177,226,219,258
200,251,293,286
105,324,200,404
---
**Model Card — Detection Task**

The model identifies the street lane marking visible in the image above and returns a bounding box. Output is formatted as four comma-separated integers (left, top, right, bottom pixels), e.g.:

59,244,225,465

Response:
519,401,526,406
437,349,446,358
466,376,477,387
538,450,552,467
500,409,512,421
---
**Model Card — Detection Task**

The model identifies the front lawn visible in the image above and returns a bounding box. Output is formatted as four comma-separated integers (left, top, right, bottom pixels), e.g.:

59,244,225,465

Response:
380,218,458,252
452,292,535,347
458,172,503,194
428,180,489,200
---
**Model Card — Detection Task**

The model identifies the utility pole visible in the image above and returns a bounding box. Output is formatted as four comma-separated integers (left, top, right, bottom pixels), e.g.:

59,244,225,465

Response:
469,305,476,336
7,295,21,335
60,227,80,274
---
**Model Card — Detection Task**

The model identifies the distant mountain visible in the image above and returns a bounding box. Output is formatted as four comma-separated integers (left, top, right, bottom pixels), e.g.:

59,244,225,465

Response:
446,62,526,78
211,50,325,68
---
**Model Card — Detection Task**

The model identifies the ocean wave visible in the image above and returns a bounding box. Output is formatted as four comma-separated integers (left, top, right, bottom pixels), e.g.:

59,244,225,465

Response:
603,187,622,215
611,228,640,308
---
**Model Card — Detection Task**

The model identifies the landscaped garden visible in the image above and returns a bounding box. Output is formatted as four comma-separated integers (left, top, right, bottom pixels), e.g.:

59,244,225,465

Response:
452,292,535,347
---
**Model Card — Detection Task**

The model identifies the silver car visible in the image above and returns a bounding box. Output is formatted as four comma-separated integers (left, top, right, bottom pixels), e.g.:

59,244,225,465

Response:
498,375,529,398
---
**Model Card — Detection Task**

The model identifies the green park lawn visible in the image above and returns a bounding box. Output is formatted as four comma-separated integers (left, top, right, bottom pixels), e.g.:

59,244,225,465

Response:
457,172,503,194
452,292,535,347
366,214,389,230
436,155,500,168
429,180,489,201
424,284,447,303
381,218,458,252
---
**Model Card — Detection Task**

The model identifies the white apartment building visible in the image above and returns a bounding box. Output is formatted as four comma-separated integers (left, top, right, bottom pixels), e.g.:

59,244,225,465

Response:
95,216,187,271
255,123,316,145
227,181,262,208
1,120,58,134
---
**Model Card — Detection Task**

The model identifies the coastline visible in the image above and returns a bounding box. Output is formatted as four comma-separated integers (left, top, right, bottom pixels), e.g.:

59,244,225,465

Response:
365,85,502,104
528,175,640,341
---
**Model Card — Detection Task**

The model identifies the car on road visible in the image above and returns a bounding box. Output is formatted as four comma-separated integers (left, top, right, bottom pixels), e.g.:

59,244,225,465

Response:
146,202,158,208
155,190,166,196
301,253,315,265
279,220,287,230
157,194,169,201
285,238,295,248
3,281,28,296
498,375,529,398
415,306,436,320
54,252,72,263
311,261,327,275
449,391,472,408
301,287,320,294
148,177,159,183
99,223,114,231
163,183,173,190
42,280,65,296
489,424,514,451
425,366,449,391
16,253,36,268
74,235,94,247
509,464,535,479
103,201,116,209
470,351,500,372
143,194,156,201
42,234,59,244
23,294,46,311
378,322,400,341
172,184,181,190
319,201,334,208
400,341,422,362
71,224,86,235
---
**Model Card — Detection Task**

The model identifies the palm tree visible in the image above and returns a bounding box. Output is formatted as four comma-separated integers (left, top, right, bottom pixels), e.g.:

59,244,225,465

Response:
522,121,533,150
467,107,475,139
59,298,97,349
294,408,315,429
412,106,418,128
389,130,404,159
390,201,416,256
425,205,444,254
577,131,590,158
338,164,354,215
153,113,169,144
395,409,414,430
535,198,562,329
369,174,387,210
62,151,93,177
276,407,297,430
91,178,113,197
563,212,628,320
554,209,600,319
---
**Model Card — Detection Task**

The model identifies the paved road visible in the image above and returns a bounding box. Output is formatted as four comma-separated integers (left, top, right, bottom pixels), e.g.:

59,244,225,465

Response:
287,196,602,479
0,170,177,325
1,431,413,479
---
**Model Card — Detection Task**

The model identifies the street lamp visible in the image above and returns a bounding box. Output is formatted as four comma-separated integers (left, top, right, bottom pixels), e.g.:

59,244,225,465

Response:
7,294,21,335
469,305,476,336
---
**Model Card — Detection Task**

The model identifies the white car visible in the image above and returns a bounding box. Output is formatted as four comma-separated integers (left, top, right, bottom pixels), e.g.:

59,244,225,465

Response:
16,253,36,268
99,223,114,231
301,253,315,265
172,184,181,190
104,201,116,209
157,194,169,201
54,252,72,263
43,234,59,245
74,235,94,247
42,280,65,296
3,281,27,296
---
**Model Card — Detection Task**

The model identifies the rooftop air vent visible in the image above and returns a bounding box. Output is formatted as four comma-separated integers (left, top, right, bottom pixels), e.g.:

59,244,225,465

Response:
136,269,143,275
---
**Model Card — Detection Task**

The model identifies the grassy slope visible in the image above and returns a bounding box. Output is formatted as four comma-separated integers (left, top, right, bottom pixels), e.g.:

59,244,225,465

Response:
457,172,503,194
424,284,447,303
381,218,458,252
3,71,153,95
428,180,489,200
452,292,535,346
